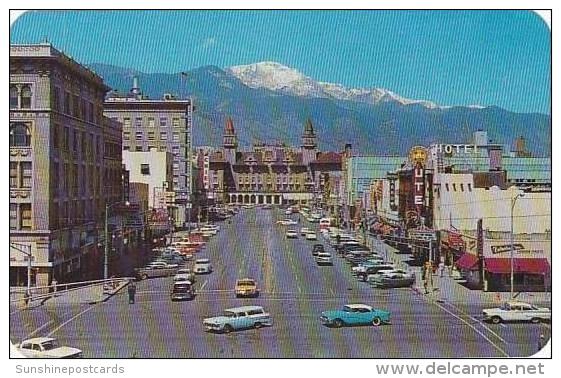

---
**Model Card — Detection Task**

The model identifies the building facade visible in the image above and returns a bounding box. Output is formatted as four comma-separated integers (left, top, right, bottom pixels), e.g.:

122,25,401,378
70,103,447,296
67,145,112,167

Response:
207,118,343,209
9,44,122,286
104,79,193,228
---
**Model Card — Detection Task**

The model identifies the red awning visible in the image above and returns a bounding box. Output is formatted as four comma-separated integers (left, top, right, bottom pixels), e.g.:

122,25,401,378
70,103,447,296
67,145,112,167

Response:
455,253,478,270
484,258,550,275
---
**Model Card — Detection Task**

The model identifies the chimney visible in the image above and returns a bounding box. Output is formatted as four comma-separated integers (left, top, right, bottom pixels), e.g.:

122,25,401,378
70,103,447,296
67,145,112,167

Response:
131,76,141,96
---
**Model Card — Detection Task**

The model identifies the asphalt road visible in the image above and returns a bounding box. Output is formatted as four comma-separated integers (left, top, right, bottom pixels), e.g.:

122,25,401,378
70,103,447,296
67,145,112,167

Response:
10,208,549,358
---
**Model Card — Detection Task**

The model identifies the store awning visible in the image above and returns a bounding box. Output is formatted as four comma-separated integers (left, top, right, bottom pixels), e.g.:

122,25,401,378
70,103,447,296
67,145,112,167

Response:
484,258,550,275
455,253,478,270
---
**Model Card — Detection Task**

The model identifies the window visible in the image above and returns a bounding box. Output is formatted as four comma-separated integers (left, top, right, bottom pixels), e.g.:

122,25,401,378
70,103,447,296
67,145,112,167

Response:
160,117,167,127
467,183,472,192
172,132,180,142
20,85,32,108
10,85,18,108
64,92,71,114
53,87,61,111
172,146,180,155
88,102,94,123
63,127,69,150
123,146,130,151
123,117,131,128
9,123,31,147
73,129,79,152
140,164,150,175
147,131,155,140
52,124,59,149
73,94,80,117
135,117,142,127
452,183,457,192
159,146,167,152
148,117,155,127
123,132,130,141
9,204,17,230
160,132,168,140
460,183,464,192
21,162,32,188
173,163,180,171
135,146,143,152
445,183,449,191
80,99,87,120
10,163,18,187
172,118,180,127
135,131,143,141
20,204,32,230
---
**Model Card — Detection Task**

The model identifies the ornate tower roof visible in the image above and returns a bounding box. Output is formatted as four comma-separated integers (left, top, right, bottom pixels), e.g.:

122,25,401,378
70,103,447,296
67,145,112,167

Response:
225,117,235,135
304,118,315,136
223,116,238,150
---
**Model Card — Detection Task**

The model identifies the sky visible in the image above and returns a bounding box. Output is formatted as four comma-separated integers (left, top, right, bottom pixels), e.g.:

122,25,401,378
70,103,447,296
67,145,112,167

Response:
10,10,551,114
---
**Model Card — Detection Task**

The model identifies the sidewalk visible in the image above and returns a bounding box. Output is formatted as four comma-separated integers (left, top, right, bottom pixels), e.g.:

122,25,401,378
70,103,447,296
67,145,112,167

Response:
43,279,130,306
367,235,551,307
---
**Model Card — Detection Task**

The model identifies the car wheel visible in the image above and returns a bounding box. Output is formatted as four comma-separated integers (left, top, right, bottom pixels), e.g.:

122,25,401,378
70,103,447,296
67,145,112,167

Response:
491,316,501,324
254,322,262,329
333,319,344,328
531,318,541,324
223,324,234,334
141,273,148,280
372,317,382,326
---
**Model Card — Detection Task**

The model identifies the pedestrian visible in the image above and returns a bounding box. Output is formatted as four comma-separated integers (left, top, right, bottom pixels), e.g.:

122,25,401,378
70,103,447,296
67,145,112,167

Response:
23,289,30,307
127,281,137,304
439,261,445,277
51,278,58,297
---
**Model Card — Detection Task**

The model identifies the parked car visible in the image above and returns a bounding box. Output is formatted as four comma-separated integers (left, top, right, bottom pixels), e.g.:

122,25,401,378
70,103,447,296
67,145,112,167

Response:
370,271,416,288
16,337,83,358
147,261,179,269
315,252,333,266
312,243,325,256
300,227,313,235
277,219,298,226
235,278,259,298
203,305,272,333
194,258,213,274
305,232,318,241
482,301,551,324
320,304,391,328
351,257,386,274
170,281,196,301
286,229,298,238
356,263,396,281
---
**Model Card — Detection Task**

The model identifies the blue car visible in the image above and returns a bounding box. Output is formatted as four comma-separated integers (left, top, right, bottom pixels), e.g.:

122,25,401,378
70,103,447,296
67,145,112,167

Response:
320,304,391,327
203,305,272,333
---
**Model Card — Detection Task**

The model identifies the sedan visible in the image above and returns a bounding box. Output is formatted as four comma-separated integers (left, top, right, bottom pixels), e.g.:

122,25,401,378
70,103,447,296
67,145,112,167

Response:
286,229,298,239
320,304,391,328
483,301,551,324
277,219,298,226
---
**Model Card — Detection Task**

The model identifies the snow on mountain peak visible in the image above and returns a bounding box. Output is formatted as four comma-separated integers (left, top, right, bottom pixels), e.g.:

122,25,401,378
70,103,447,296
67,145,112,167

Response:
226,61,473,110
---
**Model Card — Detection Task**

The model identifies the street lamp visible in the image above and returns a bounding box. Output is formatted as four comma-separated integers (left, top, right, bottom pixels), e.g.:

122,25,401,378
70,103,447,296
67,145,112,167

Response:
104,200,129,280
510,192,525,299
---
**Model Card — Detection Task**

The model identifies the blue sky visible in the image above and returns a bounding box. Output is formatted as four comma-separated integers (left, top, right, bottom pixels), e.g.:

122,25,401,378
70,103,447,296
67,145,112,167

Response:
10,10,550,114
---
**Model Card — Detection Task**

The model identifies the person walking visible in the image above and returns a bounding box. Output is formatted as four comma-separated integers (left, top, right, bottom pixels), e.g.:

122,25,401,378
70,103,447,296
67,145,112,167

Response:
23,290,31,307
127,281,137,304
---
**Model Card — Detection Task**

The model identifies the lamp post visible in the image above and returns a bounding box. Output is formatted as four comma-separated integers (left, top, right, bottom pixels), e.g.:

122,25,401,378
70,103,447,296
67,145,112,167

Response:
510,192,525,299
104,201,129,280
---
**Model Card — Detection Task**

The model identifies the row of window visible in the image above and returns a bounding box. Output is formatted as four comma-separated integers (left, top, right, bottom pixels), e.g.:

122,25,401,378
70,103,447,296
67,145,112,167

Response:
9,203,32,230
51,124,104,159
9,162,32,188
443,182,472,192
9,123,31,147
121,117,182,128
124,131,184,142
52,86,102,123
9,85,32,109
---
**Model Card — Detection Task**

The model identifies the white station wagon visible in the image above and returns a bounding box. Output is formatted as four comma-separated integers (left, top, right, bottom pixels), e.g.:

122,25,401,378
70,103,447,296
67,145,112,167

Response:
203,305,272,333
483,301,551,324
16,337,83,358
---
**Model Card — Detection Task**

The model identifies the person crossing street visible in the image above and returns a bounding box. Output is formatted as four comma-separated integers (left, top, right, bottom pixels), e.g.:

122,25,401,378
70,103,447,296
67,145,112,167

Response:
127,281,137,304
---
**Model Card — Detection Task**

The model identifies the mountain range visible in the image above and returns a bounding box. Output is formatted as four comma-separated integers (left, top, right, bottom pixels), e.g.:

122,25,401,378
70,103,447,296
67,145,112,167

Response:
88,62,551,156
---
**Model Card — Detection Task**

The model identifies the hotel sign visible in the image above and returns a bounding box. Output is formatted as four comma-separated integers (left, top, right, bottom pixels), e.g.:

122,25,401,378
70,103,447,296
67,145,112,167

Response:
413,162,424,206
409,146,428,165
434,144,479,154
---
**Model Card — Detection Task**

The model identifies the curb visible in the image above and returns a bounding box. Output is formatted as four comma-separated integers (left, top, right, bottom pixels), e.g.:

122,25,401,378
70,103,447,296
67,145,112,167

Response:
87,281,130,305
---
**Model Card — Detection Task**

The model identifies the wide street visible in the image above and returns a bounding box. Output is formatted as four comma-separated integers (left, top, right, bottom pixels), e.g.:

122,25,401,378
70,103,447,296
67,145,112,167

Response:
10,207,549,358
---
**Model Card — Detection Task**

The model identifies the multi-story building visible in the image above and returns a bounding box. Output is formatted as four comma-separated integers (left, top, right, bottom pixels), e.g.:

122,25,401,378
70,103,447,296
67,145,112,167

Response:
208,118,343,209
9,43,122,286
104,78,193,228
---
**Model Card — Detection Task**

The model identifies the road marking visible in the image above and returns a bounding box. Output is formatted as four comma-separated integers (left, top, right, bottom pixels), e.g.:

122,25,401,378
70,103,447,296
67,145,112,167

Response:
200,280,208,290
432,300,509,357
26,321,54,339
46,304,98,338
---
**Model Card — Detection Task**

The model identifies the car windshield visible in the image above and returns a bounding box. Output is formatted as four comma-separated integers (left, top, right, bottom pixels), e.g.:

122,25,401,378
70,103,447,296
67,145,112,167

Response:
222,311,236,318
238,280,255,286
41,340,58,350
500,303,512,311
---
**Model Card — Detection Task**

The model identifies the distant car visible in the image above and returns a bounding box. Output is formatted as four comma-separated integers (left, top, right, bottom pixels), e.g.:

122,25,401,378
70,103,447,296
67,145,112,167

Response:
203,305,272,333
482,301,551,324
174,268,196,283
305,232,318,241
286,229,298,238
370,271,416,288
147,261,179,269
300,227,312,235
194,258,213,274
320,304,391,328
315,252,333,266
357,264,396,281
278,219,298,226
235,278,259,298
312,243,325,256
170,281,196,301
16,337,83,358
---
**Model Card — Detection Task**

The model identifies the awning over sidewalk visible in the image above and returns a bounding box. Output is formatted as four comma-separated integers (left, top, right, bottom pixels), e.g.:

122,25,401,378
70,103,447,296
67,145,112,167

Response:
484,258,550,275
455,253,478,270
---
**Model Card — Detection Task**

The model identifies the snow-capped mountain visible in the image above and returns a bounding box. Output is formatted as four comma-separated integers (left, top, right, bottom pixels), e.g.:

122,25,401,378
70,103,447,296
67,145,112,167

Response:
227,61,440,109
